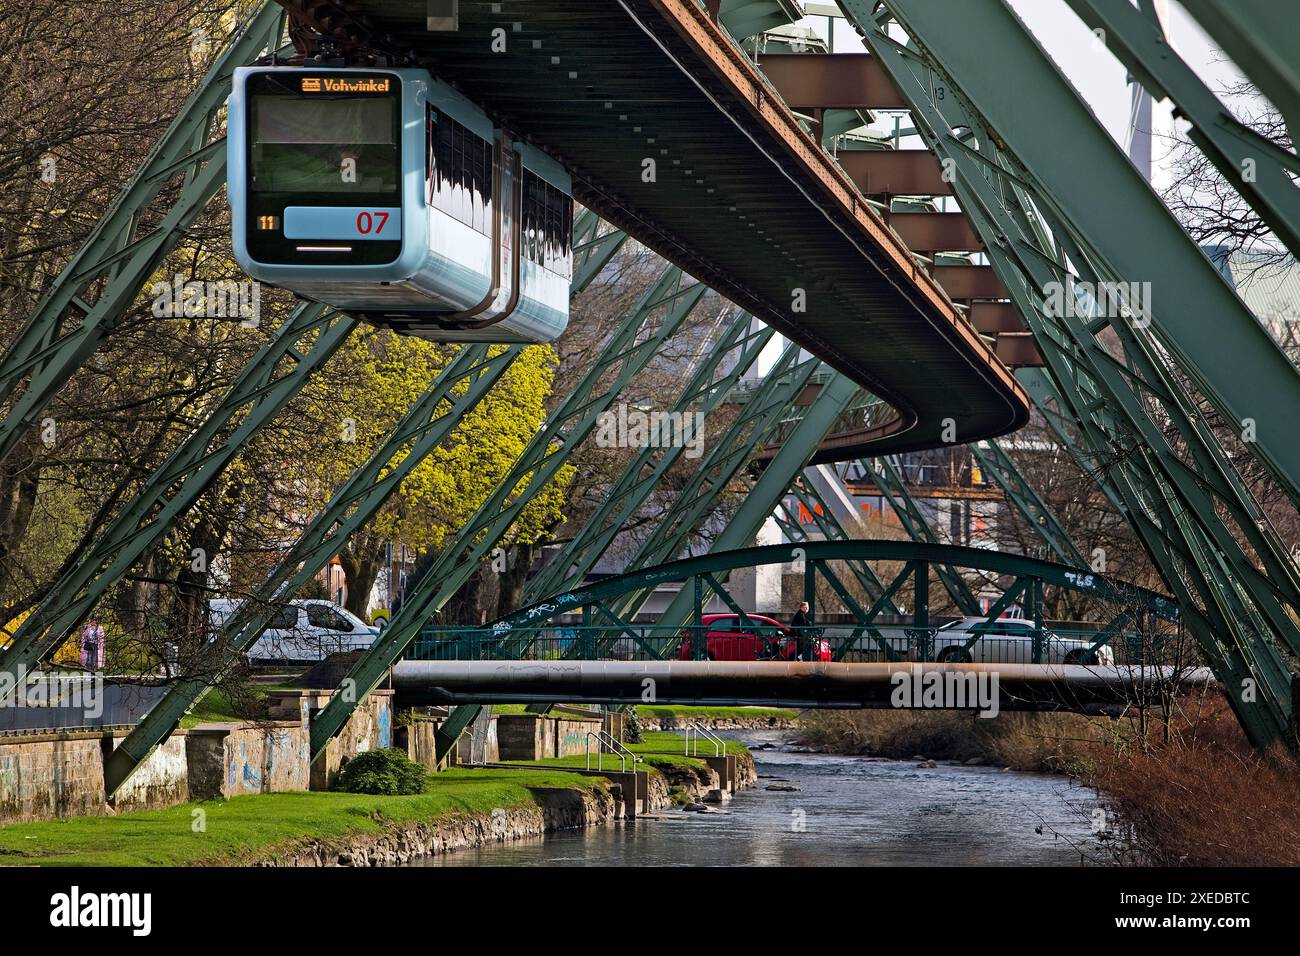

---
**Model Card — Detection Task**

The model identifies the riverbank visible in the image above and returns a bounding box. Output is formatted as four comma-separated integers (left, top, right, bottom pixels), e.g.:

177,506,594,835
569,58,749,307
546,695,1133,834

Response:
0,768,618,867
795,709,1105,774
636,705,799,730
504,730,758,808
793,696,1300,866
0,732,756,866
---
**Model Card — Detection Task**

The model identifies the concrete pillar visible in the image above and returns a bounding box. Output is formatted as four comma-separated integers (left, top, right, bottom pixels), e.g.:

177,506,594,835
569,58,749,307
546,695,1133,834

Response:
727,515,784,612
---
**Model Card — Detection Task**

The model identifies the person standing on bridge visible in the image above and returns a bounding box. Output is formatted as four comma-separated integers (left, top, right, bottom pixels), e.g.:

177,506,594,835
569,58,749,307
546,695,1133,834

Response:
791,601,814,661
79,616,105,674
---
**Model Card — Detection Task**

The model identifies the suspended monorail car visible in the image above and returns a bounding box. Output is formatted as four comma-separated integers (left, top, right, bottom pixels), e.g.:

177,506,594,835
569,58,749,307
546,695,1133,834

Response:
228,66,573,343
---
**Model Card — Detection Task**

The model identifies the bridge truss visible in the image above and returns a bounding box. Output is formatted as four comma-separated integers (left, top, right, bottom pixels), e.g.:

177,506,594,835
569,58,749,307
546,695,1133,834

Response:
0,0,1293,800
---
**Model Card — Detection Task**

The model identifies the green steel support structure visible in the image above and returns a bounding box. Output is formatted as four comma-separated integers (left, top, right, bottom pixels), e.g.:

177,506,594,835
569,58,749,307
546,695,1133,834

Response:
969,441,1087,568
1175,0,1300,145
311,266,709,758
436,371,863,757
843,0,1300,745
0,303,352,690
861,455,981,615
601,373,860,645
857,0,1300,507
0,4,287,466
772,473,898,613
1062,0,1300,259
523,312,774,602
439,345,823,755
102,342,519,794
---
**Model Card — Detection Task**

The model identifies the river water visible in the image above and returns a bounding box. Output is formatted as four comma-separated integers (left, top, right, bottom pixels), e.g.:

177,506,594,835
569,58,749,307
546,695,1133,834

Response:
415,731,1104,867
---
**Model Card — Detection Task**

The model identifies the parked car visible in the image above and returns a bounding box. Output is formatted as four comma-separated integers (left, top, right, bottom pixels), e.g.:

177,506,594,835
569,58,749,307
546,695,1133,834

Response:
678,613,832,662
930,617,1115,665
207,598,379,664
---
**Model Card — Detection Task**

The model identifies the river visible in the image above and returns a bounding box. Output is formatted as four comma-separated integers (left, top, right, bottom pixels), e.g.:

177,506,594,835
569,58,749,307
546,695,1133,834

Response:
413,730,1104,866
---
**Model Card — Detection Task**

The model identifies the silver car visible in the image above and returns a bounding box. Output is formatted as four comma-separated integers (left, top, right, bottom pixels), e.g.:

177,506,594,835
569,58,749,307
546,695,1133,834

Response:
930,617,1115,665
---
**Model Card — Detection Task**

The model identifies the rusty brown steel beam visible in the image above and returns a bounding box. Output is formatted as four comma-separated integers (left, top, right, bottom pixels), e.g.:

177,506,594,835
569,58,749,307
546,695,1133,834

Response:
758,52,906,110
995,332,1046,368
970,301,1026,335
889,211,984,253
837,149,954,197
932,265,1008,301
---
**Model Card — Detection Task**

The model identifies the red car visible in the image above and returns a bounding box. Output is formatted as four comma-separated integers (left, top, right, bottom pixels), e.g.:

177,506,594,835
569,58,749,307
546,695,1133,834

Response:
678,613,832,662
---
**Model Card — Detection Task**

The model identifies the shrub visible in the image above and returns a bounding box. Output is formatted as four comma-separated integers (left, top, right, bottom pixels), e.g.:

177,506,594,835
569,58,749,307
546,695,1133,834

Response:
624,706,645,744
335,748,428,795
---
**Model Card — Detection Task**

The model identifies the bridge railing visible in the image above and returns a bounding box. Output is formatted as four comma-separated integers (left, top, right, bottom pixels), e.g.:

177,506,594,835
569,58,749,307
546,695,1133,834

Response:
405,624,1189,666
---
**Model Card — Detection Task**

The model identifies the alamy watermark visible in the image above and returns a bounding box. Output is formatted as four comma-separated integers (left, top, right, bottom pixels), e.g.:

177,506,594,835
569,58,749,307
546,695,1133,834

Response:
891,667,1000,718
1043,279,1152,328
595,403,705,459
151,274,261,325
0,666,104,719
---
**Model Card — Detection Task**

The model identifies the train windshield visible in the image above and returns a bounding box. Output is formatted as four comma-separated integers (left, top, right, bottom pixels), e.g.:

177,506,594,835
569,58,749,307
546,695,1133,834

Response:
249,79,399,195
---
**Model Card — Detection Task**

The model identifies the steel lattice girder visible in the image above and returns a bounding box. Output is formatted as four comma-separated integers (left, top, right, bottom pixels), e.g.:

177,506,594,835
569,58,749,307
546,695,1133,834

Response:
0,4,286,467
0,303,352,692
1063,0,1300,259
103,207,623,792
437,371,863,756
1176,0,1300,144
969,440,1087,568
631,373,861,633
523,312,775,602
842,0,1300,745
861,456,981,615
308,265,710,758
772,472,899,613
102,342,519,796
852,0,1300,508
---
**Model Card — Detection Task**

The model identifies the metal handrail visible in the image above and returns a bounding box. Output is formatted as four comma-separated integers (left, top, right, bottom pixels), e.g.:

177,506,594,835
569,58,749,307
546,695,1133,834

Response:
586,729,641,773
684,722,723,757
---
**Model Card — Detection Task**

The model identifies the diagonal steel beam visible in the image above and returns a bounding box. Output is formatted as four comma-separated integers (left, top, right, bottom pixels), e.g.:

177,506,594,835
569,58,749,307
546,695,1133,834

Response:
843,0,1300,745
1064,0,1300,259
850,0,1300,504
0,304,351,692
310,265,708,758
103,342,519,795
969,440,1087,568
0,4,285,465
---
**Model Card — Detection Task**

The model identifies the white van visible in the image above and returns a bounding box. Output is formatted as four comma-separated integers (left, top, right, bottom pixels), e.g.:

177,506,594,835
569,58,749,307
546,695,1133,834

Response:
207,599,379,664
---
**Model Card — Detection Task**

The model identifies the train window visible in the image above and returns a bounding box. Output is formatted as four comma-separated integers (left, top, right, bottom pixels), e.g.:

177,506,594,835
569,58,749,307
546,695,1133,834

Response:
521,171,573,278
251,95,397,194
429,115,493,234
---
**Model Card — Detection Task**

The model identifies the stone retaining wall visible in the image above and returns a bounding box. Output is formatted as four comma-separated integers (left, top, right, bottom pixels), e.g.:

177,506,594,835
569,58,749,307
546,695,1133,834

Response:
0,689,395,824
186,722,311,799
253,784,618,866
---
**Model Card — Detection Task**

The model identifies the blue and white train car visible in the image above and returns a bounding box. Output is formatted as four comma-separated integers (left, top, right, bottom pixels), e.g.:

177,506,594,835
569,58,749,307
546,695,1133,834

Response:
227,66,572,343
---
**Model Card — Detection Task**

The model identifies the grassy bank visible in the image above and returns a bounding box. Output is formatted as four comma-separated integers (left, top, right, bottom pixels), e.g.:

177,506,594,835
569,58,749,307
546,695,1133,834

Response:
0,768,607,867
636,705,798,724
504,730,749,775
795,695,1300,866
